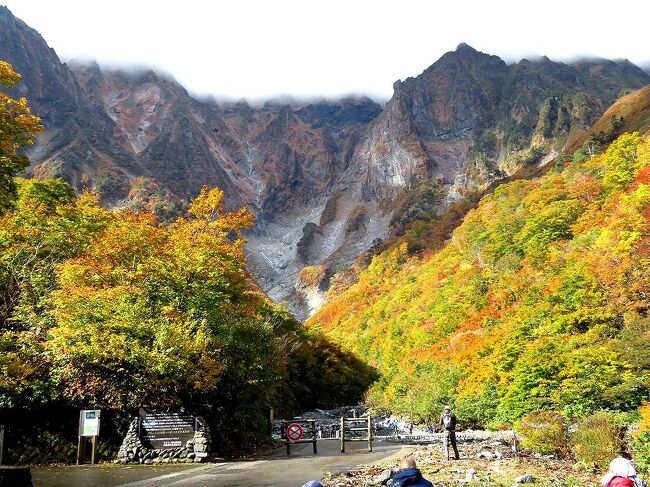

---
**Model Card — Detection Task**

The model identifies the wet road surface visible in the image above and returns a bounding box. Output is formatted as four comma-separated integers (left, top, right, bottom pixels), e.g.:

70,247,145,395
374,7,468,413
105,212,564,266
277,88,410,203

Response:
32,439,413,487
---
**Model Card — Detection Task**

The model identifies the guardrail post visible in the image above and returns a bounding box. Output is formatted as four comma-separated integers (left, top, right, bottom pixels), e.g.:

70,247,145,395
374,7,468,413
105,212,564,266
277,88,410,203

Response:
340,416,345,453
0,424,4,465
283,421,290,456
367,416,373,452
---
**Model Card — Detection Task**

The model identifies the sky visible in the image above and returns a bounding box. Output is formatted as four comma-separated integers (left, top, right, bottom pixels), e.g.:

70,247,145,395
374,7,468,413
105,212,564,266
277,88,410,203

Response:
4,0,650,101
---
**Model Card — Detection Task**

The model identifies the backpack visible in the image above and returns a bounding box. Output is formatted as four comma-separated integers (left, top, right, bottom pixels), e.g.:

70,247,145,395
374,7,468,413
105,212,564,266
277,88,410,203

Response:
442,413,453,429
607,478,635,487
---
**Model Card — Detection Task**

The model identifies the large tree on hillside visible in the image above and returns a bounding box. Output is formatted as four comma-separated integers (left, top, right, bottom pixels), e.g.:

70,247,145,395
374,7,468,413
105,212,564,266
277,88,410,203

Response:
0,60,43,212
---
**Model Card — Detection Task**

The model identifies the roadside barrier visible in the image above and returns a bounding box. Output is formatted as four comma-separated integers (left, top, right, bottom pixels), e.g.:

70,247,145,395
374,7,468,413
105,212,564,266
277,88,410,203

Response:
340,417,372,453
281,419,318,455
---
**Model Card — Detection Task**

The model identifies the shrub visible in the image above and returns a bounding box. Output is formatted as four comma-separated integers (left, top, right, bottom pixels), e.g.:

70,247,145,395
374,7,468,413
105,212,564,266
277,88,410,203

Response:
455,383,500,429
572,148,589,164
572,411,621,470
632,403,650,473
298,265,327,288
633,431,650,474
515,410,569,456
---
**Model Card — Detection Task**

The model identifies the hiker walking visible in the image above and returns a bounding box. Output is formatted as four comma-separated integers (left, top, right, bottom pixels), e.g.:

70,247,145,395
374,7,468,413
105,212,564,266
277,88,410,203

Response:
439,405,460,460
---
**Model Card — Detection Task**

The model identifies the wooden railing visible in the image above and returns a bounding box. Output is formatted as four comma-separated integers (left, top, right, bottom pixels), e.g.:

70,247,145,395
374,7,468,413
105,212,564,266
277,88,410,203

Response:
340,417,372,453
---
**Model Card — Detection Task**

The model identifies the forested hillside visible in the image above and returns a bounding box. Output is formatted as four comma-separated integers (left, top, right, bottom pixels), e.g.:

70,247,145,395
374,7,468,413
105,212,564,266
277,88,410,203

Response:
308,131,650,426
0,61,376,461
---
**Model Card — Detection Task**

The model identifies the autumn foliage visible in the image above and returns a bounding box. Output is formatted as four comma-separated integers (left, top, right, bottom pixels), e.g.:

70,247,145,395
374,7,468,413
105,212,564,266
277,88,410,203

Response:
0,181,376,453
0,63,377,458
0,61,43,212
308,132,650,426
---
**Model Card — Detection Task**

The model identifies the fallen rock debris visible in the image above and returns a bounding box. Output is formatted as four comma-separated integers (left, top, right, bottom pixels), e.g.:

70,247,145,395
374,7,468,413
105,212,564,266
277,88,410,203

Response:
322,434,598,486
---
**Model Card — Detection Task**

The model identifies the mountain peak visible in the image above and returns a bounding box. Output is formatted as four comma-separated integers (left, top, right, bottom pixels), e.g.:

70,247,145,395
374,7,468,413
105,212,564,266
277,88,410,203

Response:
455,42,477,53
0,5,18,26
433,42,503,67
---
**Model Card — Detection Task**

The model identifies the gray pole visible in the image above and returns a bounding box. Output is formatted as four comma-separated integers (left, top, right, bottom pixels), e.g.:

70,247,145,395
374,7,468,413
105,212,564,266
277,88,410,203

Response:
76,410,83,466
0,424,5,465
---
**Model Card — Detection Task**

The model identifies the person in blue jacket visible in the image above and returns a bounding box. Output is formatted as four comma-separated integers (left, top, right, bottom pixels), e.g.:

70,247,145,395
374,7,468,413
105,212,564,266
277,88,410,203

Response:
389,457,433,487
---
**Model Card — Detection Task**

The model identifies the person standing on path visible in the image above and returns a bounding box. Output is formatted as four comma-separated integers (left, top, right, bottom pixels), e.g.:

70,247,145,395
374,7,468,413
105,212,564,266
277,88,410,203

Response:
439,405,460,460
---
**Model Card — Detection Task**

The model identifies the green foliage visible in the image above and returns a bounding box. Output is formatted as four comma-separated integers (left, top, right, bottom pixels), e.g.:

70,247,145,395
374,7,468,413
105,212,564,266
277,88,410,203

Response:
516,410,569,456
631,404,650,474
472,129,497,157
633,431,650,474
585,116,631,158
521,145,545,165
455,382,500,429
381,363,463,424
0,181,377,458
309,132,650,426
572,148,589,163
93,172,127,199
602,132,643,194
283,330,378,414
572,411,621,470
537,96,574,140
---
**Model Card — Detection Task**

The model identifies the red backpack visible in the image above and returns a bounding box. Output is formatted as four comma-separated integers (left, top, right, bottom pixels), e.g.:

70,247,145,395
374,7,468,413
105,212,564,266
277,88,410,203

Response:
607,477,635,487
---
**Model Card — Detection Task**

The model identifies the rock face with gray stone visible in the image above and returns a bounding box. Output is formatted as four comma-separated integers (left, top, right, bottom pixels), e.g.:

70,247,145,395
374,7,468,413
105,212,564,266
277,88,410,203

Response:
2,5,650,319
116,417,212,464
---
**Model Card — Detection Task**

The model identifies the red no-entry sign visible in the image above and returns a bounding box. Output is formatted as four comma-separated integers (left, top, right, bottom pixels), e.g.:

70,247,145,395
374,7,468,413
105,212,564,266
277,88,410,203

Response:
287,423,304,442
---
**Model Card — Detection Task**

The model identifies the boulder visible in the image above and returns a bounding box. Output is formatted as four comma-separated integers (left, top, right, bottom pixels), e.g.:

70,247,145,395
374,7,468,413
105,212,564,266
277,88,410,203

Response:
514,474,535,483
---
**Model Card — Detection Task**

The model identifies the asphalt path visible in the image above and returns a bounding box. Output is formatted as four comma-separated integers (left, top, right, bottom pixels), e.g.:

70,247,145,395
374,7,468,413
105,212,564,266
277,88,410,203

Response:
32,439,413,487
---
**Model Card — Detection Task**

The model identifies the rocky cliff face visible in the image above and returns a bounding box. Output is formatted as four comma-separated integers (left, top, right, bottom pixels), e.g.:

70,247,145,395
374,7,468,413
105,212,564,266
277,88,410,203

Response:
1,7,648,319
350,44,650,209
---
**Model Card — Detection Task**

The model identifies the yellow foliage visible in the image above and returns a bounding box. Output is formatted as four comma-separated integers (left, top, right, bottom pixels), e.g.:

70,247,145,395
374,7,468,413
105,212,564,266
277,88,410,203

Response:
308,133,650,424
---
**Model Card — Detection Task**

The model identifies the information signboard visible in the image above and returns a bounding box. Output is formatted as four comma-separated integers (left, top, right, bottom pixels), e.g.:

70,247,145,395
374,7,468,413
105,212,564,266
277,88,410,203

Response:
79,410,101,437
139,408,196,449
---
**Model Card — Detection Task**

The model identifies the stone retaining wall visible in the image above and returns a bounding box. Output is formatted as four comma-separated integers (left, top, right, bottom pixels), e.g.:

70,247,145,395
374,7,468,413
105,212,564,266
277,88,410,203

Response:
116,417,211,464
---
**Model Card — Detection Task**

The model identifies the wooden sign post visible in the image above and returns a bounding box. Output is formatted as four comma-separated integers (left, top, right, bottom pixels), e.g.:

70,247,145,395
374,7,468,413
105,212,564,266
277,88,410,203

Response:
77,410,101,466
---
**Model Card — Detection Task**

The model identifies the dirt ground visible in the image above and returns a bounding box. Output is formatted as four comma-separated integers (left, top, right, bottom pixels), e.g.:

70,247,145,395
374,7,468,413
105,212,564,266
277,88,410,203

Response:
324,436,604,486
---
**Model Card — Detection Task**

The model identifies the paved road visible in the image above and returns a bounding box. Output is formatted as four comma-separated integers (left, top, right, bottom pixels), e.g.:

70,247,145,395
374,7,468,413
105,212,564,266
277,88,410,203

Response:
32,439,413,487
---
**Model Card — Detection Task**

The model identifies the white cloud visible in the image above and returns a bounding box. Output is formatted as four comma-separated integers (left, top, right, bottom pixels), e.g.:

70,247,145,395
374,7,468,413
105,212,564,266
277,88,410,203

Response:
4,0,650,100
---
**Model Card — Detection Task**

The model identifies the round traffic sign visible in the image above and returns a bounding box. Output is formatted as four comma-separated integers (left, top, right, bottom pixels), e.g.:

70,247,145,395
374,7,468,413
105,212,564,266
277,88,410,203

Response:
287,423,304,441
